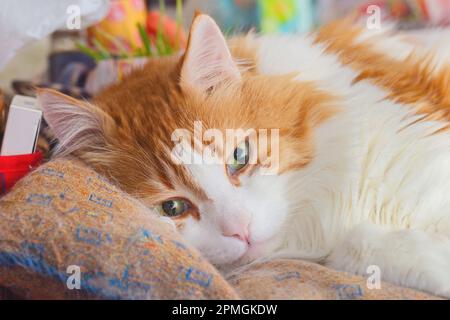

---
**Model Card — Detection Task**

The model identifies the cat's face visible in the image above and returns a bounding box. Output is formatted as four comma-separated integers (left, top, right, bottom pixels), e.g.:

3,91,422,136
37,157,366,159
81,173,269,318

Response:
38,15,335,266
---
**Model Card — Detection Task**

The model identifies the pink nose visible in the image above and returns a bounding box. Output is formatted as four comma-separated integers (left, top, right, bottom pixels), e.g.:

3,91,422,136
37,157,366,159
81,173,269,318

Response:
222,223,250,244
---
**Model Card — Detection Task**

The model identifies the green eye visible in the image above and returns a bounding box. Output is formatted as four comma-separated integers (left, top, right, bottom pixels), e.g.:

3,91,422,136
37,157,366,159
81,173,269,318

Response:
227,141,250,175
159,199,190,217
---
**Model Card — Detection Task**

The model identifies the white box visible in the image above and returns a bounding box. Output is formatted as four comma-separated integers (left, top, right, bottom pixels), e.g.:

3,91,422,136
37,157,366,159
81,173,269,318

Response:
1,95,42,156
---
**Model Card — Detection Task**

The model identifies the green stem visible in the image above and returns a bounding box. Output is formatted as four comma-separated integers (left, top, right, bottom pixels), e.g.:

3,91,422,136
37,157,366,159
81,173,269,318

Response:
137,23,153,57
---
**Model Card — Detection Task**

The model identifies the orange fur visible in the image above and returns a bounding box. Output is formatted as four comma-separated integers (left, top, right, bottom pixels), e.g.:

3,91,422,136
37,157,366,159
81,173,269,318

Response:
315,20,450,128
87,60,337,204
228,34,259,75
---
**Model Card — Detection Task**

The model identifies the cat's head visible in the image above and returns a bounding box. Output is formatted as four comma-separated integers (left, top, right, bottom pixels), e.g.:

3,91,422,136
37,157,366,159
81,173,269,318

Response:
37,14,335,267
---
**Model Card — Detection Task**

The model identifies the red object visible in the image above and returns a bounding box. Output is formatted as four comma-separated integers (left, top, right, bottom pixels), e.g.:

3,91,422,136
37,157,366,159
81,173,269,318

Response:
146,10,187,49
0,151,43,194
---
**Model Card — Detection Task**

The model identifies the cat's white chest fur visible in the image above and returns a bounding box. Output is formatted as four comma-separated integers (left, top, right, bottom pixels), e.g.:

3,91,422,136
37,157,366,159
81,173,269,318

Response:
253,33,450,297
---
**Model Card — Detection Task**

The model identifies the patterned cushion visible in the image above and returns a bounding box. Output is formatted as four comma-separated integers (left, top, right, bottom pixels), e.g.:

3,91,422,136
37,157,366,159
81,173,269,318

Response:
228,260,439,300
0,158,439,300
0,158,238,299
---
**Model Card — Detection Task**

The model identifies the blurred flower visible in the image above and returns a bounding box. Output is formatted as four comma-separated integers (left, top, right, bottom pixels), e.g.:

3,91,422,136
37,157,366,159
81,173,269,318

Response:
146,10,186,50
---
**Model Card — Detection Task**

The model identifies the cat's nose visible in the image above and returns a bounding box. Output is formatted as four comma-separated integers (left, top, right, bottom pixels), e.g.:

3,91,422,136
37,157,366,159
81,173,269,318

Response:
222,230,250,244
221,221,250,244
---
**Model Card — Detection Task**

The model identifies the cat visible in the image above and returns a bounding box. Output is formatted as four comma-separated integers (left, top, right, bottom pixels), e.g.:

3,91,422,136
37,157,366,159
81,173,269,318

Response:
37,14,450,298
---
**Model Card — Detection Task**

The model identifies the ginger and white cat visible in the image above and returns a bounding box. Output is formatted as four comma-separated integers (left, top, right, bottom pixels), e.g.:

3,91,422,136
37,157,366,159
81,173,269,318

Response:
37,15,450,298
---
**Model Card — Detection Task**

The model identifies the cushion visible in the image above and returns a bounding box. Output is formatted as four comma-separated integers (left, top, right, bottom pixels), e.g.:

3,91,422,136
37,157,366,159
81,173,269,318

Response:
0,158,238,299
0,158,440,300
228,260,439,300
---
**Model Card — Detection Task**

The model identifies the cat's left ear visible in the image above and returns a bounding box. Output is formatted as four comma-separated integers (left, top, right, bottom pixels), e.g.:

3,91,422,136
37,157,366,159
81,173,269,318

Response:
180,14,241,94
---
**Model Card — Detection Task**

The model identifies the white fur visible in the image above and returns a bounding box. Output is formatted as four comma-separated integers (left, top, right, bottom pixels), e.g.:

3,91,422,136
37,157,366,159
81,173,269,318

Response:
177,145,289,267
251,31,450,297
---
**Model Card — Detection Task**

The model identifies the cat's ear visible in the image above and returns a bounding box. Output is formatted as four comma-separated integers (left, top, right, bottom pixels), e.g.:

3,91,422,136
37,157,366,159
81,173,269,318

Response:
36,88,106,155
180,14,241,94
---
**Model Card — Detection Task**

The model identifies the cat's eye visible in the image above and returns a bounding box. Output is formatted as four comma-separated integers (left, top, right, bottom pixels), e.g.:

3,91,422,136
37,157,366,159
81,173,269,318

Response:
227,141,250,175
158,199,190,217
